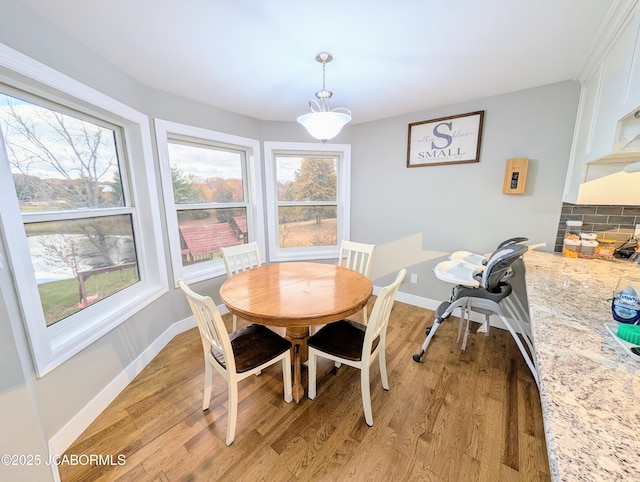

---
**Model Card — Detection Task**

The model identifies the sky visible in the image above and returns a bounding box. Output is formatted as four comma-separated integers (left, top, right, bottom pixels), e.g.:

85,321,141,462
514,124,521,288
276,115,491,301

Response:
169,141,303,183
0,92,306,186
0,94,120,181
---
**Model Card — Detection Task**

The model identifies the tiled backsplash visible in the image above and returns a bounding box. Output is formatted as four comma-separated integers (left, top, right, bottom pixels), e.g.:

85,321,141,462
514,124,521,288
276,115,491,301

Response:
554,203,640,253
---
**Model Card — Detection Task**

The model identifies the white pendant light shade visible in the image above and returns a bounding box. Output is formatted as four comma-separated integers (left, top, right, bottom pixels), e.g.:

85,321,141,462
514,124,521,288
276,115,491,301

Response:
297,52,351,142
297,111,351,142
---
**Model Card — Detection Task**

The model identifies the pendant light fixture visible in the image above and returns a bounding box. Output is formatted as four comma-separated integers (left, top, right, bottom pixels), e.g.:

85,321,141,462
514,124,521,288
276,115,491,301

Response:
297,52,351,142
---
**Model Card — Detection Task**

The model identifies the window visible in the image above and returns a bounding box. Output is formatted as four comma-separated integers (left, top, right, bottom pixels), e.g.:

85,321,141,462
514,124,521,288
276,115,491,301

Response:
155,120,264,284
0,45,167,376
0,91,139,326
264,142,351,261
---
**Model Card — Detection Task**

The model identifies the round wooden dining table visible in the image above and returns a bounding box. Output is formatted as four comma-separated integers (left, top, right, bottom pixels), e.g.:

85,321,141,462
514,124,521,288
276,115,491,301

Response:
219,262,373,403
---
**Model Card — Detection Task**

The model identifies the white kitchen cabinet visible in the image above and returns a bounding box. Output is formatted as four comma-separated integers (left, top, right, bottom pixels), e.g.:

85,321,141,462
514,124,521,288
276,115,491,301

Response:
563,62,603,203
588,10,639,160
622,6,640,114
563,0,640,204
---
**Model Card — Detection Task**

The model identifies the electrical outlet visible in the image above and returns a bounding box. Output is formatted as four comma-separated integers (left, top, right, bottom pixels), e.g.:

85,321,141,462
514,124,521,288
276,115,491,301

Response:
410,273,418,284
635,224,640,238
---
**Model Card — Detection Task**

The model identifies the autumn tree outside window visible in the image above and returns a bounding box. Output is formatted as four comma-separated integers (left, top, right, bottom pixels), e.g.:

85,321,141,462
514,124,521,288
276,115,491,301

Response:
264,141,351,262
154,119,265,285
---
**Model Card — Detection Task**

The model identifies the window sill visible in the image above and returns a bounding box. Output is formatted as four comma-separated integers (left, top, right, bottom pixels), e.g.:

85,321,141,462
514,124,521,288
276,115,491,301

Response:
37,282,168,377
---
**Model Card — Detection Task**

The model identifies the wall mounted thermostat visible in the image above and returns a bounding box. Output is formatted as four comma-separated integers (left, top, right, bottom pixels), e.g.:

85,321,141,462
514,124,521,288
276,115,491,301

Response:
502,158,529,194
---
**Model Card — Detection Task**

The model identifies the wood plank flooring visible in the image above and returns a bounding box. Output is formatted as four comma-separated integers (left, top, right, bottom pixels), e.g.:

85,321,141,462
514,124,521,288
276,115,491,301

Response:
59,300,550,481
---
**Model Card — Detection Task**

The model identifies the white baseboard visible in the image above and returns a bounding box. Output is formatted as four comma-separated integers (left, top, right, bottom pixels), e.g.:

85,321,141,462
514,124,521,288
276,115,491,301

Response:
393,289,442,311
389,289,509,330
48,315,197,461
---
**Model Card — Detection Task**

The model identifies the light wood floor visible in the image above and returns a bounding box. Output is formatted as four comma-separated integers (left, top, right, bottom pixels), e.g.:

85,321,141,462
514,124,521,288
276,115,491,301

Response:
59,300,550,482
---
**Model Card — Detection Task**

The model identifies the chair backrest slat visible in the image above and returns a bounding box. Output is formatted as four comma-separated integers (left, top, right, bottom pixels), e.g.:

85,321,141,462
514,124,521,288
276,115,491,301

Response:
177,279,236,373
220,242,261,277
338,240,375,277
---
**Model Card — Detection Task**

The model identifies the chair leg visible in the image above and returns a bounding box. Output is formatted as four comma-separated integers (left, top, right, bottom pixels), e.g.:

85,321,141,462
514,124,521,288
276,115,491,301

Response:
361,367,373,426
226,380,239,446
308,350,317,399
503,298,535,361
232,314,238,332
202,361,213,411
282,354,293,403
477,313,490,334
461,316,471,351
456,312,464,343
378,350,389,390
456,304,468,343
498,313,539,388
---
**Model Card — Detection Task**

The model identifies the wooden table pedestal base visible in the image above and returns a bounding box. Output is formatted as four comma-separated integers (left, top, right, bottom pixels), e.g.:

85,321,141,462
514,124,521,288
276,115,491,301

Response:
286,327,309,403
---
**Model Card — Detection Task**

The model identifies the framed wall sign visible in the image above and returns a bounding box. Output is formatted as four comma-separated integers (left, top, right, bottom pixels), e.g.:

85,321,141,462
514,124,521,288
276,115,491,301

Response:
407,110,484,168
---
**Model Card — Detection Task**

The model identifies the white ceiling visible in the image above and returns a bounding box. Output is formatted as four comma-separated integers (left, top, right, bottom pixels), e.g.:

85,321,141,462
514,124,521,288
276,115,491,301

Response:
19,0,614,124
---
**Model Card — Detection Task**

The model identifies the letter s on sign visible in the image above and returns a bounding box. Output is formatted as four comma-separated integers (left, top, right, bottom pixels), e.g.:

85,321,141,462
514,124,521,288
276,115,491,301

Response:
431,122,453,150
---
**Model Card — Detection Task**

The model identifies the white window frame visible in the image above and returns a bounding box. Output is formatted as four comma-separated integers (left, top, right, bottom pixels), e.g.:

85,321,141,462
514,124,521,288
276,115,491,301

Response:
264,141,351,262
155,119,265,285
0,44,168,377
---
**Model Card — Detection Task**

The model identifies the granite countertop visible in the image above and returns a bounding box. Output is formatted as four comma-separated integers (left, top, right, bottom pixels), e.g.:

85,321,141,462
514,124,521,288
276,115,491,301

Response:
523,250,640,482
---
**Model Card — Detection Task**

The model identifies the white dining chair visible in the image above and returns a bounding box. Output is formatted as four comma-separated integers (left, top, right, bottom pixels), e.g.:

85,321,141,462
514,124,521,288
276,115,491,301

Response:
310,239,375,338
177,279,292,446
307,269,406,426
338,240,375,324
220,241,261,331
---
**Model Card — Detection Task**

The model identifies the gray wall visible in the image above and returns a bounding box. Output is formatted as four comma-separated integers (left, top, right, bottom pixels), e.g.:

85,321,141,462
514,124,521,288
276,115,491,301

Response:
0,235,53,481
351,81,579,297
0,0,578,474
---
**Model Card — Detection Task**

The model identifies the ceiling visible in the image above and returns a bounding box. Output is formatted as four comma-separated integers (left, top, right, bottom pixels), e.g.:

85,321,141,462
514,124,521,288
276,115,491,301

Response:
19,0,614,124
